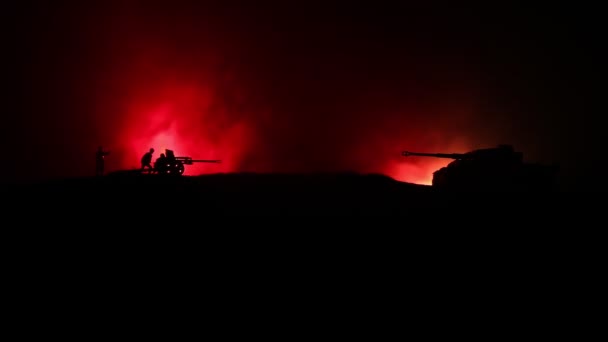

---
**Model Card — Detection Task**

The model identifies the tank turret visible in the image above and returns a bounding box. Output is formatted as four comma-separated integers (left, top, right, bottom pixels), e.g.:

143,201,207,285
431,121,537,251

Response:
402,145,558,191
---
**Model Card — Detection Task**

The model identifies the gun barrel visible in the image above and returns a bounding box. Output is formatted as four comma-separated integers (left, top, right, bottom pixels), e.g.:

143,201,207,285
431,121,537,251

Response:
402,151,463,159
189,159,222,163
174,156,221,163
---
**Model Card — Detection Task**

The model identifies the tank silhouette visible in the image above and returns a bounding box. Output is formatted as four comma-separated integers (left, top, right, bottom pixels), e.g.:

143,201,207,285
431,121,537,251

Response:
155,149,221,175
402,145,559,190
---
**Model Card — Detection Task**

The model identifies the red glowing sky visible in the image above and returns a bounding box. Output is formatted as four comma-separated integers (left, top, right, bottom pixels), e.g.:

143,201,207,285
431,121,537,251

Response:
114,74,473,184
14,1,570,185
119,82,253,175
6,2,598,190
88,2,483,185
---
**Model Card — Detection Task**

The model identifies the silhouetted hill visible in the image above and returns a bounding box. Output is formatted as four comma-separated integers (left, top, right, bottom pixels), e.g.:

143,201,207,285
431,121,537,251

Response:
3,171,564,215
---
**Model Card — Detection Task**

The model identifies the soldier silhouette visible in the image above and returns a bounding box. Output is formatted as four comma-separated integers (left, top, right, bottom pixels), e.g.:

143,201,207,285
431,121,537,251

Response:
155,153,167,174
141,148,155,174
95,146,110,176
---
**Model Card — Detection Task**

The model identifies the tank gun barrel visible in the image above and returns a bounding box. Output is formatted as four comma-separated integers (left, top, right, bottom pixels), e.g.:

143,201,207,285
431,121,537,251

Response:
402,151,464,159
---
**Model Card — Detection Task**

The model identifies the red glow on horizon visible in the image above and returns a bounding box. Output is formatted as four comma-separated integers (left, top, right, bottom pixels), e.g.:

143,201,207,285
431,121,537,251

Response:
388,141,472,185
387,158,453,185
352,119,473,185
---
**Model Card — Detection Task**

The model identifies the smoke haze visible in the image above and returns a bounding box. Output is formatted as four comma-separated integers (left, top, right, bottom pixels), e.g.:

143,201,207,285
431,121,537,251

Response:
4,1,600,188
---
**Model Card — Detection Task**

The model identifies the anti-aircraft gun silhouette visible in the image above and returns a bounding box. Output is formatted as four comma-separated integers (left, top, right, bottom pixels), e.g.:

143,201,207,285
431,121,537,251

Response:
402,145,559,190
155,149,221,175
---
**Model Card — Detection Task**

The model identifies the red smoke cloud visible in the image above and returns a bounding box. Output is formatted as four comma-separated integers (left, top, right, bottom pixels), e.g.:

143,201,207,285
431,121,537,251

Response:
118,81,254,175
105,58,475,185
95,2,479,185
9,2,583,189
112,73,473,184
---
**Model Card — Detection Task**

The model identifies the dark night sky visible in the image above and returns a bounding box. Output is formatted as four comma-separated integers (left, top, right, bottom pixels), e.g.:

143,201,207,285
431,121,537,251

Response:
2,1,603,189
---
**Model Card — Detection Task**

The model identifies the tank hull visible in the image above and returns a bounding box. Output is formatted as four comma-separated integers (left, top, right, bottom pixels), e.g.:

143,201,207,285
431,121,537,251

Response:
432,163,558,191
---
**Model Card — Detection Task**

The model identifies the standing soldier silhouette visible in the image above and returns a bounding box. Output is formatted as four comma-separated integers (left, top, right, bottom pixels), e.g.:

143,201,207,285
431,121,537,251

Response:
141,148,155,174
95,146,110,176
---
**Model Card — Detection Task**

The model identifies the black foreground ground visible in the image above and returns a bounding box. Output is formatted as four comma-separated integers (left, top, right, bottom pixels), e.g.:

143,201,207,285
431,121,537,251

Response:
3,171,566,215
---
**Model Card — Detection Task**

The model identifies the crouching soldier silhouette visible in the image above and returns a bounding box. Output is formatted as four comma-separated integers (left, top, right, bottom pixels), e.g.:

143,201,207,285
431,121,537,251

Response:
95,146,110,176
141,148,155,174
154,153,168,174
